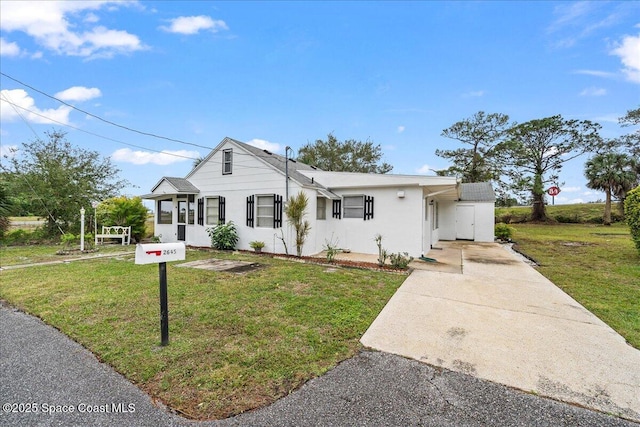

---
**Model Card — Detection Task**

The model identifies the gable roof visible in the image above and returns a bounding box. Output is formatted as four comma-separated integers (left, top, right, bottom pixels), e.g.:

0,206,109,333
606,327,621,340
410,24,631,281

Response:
459,182,496,202
151,176,200,194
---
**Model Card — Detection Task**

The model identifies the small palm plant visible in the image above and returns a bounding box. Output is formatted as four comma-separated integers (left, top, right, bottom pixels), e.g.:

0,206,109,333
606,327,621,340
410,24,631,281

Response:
285,191,311,257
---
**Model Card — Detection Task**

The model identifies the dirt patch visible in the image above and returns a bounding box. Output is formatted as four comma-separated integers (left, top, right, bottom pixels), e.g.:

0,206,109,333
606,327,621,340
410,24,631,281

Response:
464,256,519,265
559,241,593,247
176,259,263,273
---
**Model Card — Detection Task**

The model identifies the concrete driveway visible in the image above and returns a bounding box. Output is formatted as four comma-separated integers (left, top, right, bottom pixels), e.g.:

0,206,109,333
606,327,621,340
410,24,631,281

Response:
361,242,640,422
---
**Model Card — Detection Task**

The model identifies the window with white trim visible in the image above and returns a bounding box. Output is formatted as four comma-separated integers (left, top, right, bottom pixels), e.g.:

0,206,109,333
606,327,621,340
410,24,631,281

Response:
222,149,232,175
206,197,219,225
256,195,274,227
158,199,173,224
317,197,326,220
343,195,364,218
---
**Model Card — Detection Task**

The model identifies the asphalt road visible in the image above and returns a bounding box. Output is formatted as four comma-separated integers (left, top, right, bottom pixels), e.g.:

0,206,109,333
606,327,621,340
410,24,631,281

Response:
1,303,636,427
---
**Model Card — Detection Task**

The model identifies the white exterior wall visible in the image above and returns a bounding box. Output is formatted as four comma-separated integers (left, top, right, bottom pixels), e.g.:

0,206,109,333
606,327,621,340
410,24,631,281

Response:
324,187,424,257
437,201,457,241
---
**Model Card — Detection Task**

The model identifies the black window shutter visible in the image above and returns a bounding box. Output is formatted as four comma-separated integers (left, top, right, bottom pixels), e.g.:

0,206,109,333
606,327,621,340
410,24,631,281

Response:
274,194,283,228
364,196,374,220
197,197,204,226
332,199,342,219
246,195,254,227
219,196,226,224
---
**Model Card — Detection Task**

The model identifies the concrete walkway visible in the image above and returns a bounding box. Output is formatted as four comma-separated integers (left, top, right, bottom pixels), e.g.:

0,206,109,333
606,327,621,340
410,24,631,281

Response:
361,241,640,422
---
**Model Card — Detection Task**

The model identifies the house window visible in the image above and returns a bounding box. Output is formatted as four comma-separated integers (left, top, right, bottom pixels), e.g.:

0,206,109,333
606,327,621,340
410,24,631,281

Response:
222,149,232,175
343,195,374,219
432,201,439,230
317,197,326,220
158,199,173,224
257,195,274,228
206,197,219,225
343,195,364,218
188,195,195,225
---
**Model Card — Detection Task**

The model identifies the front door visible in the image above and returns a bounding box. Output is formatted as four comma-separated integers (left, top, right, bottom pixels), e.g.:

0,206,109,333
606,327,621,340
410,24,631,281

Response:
177,200,187,241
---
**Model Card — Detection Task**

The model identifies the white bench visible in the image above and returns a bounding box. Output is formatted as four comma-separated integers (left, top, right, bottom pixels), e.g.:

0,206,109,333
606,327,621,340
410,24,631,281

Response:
96,226,131,245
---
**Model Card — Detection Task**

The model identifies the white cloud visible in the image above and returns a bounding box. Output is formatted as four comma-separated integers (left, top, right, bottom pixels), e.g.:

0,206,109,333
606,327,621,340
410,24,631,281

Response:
463,90,486,97
247,138,282,153
0,1,145,59
416,164,438,174
611,33,640,83
579,86,607,96
573,69,616,78
160,15,228,35
111,148,200,165
54,86,102,102
0,37,21,56
397,125,405,133
0,144,18,158
0,88,72,124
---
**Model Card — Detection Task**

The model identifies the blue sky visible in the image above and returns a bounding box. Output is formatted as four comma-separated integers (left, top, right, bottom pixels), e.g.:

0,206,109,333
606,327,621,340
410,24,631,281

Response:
1,1,639,205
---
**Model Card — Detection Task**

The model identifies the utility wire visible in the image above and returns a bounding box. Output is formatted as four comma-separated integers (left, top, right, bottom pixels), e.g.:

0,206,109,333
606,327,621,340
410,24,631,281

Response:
1,71,213,151
0,91,65,235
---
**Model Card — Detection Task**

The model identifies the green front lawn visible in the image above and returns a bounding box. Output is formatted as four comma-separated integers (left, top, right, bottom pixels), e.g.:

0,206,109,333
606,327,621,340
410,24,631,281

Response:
512,223,640,349
0,248,405,420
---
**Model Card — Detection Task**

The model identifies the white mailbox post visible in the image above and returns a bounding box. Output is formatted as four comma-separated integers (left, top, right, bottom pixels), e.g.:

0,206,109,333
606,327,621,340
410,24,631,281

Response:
135,243,186,346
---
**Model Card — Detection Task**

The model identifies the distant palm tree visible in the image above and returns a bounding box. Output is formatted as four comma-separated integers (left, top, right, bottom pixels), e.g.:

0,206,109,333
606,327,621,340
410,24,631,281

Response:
192,156,205,168
585,153,638,225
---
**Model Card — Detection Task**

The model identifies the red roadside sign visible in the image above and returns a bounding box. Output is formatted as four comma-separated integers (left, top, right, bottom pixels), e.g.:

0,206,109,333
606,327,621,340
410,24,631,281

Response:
547,186,561,196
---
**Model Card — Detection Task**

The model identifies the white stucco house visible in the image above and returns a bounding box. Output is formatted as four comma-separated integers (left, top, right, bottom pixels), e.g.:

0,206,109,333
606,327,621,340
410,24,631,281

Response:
142,137,495,257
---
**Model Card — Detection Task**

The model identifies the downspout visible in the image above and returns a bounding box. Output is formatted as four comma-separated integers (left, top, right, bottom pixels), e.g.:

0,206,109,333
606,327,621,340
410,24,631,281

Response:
285,146,292,201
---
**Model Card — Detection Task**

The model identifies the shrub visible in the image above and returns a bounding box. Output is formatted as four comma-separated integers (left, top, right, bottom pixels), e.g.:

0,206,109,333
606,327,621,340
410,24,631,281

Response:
389,252,414,269
624,186,640,253
97,196,148,243
207,221,238,250
249,240,265,251
495,223,514,241
61,233,77,250
374,234,388,267
323,235,340,263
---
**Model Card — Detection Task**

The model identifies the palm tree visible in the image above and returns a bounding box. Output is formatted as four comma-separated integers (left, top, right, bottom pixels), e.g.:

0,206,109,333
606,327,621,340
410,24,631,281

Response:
285,191,311,257
585,153,639,225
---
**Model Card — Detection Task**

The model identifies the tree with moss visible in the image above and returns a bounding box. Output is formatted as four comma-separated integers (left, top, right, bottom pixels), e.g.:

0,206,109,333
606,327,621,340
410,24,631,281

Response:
500,115,602,222
285,191,311,257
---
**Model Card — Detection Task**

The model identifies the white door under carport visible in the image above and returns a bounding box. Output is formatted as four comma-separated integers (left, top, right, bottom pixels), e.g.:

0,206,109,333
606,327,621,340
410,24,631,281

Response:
456,205,475,240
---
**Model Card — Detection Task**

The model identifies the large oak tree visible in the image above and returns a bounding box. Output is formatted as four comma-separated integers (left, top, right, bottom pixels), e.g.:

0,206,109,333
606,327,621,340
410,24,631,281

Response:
500,115,602,222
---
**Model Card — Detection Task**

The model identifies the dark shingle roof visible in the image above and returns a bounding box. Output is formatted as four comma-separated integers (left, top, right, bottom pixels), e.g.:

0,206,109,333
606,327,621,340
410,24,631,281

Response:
154,177,199,193
459,182,496,202
228,138,337,195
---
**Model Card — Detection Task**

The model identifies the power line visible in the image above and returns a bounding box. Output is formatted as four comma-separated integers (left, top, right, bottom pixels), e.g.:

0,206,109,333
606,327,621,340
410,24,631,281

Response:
0,97,201,162
1,71,213,151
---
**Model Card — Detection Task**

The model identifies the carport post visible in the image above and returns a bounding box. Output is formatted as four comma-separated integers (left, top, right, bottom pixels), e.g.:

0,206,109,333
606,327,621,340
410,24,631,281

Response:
159,262,169,346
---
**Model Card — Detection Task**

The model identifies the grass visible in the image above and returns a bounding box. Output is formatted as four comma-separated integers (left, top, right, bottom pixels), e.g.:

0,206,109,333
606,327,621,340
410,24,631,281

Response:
495,202,624,224
0,244,134,266
511,223,640,349
0,247,405,420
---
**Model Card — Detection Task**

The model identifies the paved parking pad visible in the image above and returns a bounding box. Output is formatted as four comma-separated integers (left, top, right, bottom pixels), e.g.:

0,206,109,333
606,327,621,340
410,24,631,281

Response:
361,242,640,422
